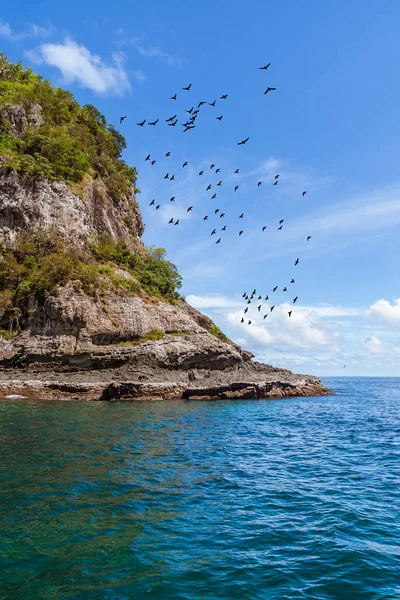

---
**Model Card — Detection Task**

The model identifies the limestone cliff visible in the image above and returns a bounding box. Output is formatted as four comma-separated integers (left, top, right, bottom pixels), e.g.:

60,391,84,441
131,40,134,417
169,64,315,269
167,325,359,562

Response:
0,55,330,401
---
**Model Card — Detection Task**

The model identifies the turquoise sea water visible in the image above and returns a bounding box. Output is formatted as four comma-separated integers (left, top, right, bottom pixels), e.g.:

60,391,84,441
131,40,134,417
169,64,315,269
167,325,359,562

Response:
0,377,399,599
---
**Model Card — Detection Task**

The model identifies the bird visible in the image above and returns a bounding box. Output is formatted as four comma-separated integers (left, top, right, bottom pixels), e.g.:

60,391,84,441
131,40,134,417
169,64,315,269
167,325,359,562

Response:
257,305,261,312
151,160,156,165
186,107,194,114
168,119,178,127
166,152,171,157
216,238,221,244
259,63,271,70
263,314,268,319
270,306,275,312
217,181,222,187
166,115,176,122
198,101,206,107
275,174,280,180
244,307,248,314
170,197,175,202
199,171,204,176
145,154,151,161
174,219,180,225
293,297,298,304
248,320,252,325
137,119,146,127
203,216,208,221
237,137,249,145
187,206,193,212
239,213,244,219
273,180,278,186
156,205,161,210
258,295,262,300
215,209,220,214
265,295,269,301
302,191,308,197
211,229,216,236
258,181,263,187
252,289,256,295
168,218,174,224
247,299,251,305
235,185,239,191
221,94,228,99
209,100,216,107
120,116,127,123
182,162,188,167
171,93,177,100
235,169,239,173
216,168,221,174
264,87,276,95
148,119,159,126
211,193,217,199
207,184,212,191
273,286,278,292
210,164,215,169
221,225,226,231
217,116,223,121
220,213,225,218
278,225,283,230
241,318,244,323
283,287,287,292
295,259,299,266
164,173,169,179
184,126,195,132
239,230,244,236
290,279,295,284
170,175,175,181
307,236,312,241
279,219,285,224
262,226,267,231
149,200,155,206
183,83,192,91
288,311,292,317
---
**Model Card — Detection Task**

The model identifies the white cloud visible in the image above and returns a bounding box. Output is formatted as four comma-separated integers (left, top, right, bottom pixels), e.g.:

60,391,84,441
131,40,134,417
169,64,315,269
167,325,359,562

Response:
0,20,23,41
186,294,241,309
363,336,385,354
368,298,400,330
124,37,183,67
0,20,53,42
29,23,53,39
26,38,131,95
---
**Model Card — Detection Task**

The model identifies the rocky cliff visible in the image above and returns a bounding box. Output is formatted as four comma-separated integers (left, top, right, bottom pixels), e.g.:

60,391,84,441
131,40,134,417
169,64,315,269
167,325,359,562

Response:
0,55,330,401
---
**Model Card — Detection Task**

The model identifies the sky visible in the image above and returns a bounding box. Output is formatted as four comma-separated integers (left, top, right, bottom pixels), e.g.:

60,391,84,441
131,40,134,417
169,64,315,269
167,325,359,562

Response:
1,0,400,376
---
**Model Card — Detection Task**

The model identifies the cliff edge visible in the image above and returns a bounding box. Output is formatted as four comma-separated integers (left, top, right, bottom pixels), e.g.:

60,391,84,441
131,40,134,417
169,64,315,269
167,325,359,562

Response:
0,54,330,401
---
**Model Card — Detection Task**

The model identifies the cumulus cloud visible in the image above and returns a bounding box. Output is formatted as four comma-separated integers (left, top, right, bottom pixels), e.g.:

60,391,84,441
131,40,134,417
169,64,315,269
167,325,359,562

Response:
368,298,400,329
26,38,131,95
363,336,385,354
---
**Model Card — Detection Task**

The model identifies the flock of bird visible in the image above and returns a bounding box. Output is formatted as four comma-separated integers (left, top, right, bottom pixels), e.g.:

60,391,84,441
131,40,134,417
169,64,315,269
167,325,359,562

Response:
120,63,313,325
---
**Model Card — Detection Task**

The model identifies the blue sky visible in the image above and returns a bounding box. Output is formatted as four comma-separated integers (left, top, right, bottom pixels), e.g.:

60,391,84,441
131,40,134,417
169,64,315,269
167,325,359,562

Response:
1,0,400,376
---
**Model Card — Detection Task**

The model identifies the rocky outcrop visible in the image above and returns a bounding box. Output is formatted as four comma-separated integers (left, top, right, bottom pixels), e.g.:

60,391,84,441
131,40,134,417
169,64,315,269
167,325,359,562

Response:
0,103,44,137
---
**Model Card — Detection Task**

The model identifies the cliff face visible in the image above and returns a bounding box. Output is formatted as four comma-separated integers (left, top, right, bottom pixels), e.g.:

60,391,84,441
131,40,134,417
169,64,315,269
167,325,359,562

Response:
0,60,330,401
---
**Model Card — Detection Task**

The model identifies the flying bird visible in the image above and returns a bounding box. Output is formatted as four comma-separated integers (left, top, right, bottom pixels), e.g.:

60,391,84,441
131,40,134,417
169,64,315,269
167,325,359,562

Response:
211,229,216,236
151,160,156,165
237,137,249,146
290,279,295,284
279,219,285,224
186,107,194,114
273,286,278,292
217,181,222,187
168,218,174,224
265,295,269,301
241,318,244,323
302,191,308,197
171,94,177,100
262,226,267,231
235,169,239,173
239,213,244,218
166,152,171,157
120,116,127,123
215,209,220,214
307,236,312,241
221,94,228,99
220,213,225,218
168,119,178,127
145,154,151,161
203,216,208,221
235,186,239,191
183,83,192,91
216,168,221,173
170,197,175,202
211,193,217,199
293,297,298,304
156,205,161,210
278,225,283,230
295,259,299,266
288,311,292,317
264,87,276,95
258,181,263,187
209,100,216,107
174,219,180,225
210,164,215,169
166,115,176,122
283,287,287,292
244,308,248,314
148,119,159,126
259,63,271,70
221,225,226,231
248,320,252,325
149,200,155,206
198,101,206,107
273,180,278,186
187,206,193,212
164,173,169,179
217,116,223,121
263,314,268,319
199,171,204,176
257,305,261,312
137,119,145,127
182,161,188,167
270,306,275,312
239,230,244,236
170,175,175,181
275,174,280,179
216,238,221,244
207,184,212,191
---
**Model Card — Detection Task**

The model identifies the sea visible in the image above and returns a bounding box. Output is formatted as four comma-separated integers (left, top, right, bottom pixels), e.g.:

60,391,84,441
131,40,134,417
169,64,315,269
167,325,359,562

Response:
0,377,399,599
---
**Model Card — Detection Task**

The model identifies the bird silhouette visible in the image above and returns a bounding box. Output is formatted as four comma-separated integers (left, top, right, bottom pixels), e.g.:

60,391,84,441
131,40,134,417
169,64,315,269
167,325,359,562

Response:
151,160,156,165
199,171,204,176
148,119,159,126
283,287,287,292
277,225,283,230
237,137,249,145
220,213,225,218
209,100,216,107
262,226,267,231
215,209,220,214
211,193,217,199
183,126,195,132
170,175,175,181
120,116,127,123
210,164,215,169
295,259,299,266
263,314,268,319
258,181,263,187
273,286,278,292
293,297,298,304
137,119,146,126
156,205,161,210
166,115,176,122
216,168,221,173
203,216,208,221
145,154,151,161
221,225,226,231
235,169,239,173
258,295,262,300
217,116,223,121
279,219,284,224
168,119,178,127
168,218,174,224
307,236,312,241
239,230,244,236
164,173,169,179
290,279,295,283
183,83,192,91
207,184,212,191
170,197,175,202
235,185,239,191
288,311,292,317
187,206,193,212
248,320,252,325
186,107,194,114
242,292,246,298
275,174,280,179
171,93,177,100
265,295,269,301
221,94,228,99
273,180,278,186
302,191,308,197
217,181,222,186
247,299,251,304
182,161,188,167
260,63,271,70
216,238,221,244
264,87,276,94
165,152,171,157
241,317,244,323
174,219,180,225
270,306,275,312
244,307,248,314
149,200,155,206
211,229,216,236
239,213,244,218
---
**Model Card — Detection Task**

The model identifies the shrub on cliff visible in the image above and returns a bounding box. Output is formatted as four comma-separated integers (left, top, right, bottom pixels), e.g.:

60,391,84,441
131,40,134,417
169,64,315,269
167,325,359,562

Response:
0,53,137,201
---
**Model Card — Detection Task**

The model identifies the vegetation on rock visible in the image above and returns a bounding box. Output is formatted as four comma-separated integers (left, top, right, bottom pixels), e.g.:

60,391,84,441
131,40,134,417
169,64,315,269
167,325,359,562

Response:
206,323,228,341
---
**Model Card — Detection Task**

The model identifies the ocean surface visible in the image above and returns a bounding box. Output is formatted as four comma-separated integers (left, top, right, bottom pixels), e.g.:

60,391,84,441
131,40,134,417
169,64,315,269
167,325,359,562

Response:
0,377,399,599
